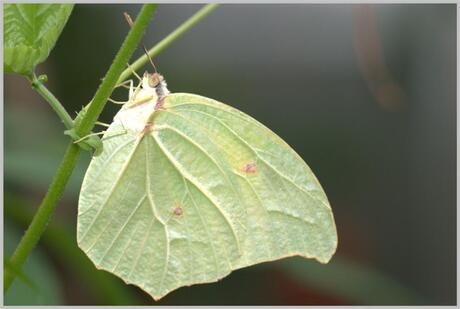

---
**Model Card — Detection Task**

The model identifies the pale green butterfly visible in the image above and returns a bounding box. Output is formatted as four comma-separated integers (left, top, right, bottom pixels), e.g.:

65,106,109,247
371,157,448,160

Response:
77,69,338,300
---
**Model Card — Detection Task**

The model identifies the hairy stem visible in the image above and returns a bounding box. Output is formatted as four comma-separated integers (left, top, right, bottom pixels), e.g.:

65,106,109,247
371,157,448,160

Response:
4,4,157,291
75,4,157,137
30,74,74,129
117,3,220,83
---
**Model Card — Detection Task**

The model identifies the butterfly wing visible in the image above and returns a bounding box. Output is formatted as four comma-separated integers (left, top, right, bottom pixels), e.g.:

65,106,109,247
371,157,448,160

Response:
77,92,337,300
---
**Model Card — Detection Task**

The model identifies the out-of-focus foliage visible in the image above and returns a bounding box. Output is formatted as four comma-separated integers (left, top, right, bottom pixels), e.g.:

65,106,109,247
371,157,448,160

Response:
4,4,73,75
4,102,89,194
4,221,64,305
276,257,428,305
4,257,37,291
5,193,145,305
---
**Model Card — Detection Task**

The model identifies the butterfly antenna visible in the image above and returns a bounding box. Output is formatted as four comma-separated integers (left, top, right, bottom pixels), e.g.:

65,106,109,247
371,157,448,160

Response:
123,12,158,74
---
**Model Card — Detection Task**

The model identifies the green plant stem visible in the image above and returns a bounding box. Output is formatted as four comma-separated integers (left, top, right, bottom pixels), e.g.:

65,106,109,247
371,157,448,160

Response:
4,4,157,292
30,74,74,129
117,3,220,84
75,4,157,137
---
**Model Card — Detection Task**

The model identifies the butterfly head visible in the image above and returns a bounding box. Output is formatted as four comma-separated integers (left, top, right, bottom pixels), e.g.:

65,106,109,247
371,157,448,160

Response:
146,72,163,87
142,72,169,98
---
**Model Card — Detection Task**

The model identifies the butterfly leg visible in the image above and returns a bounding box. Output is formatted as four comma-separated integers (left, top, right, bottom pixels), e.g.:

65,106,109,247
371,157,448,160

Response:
126,63,142,81
74,118,128,144
114,79,133,90
125,94,155,108
109,77,147,106
94,121,111,128
128,80,142,102
72,131,107,144
108,98,130,105
101,129,128,142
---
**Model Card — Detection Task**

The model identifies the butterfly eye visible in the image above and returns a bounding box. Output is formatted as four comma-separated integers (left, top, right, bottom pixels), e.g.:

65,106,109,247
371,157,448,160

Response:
148,75,158,87
148,73,162,88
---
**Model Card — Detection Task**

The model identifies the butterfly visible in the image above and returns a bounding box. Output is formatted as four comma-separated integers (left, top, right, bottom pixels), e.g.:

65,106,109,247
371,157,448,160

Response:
77,70,337,300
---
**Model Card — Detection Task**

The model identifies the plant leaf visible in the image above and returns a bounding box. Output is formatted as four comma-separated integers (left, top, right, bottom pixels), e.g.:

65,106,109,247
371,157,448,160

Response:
4,4,73,75
77,93,338,300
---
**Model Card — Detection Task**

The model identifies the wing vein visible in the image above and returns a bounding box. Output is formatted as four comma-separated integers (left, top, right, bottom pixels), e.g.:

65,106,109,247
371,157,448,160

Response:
98,195,147,265
232,172,273,259
145,137,163,222
171,107,330,210
157,224,170,295
79,137,143,243
78,138,136,217
128,218,156,279
83,177,135,253
112,222,140,273
183,180,221,276
152,132,241,256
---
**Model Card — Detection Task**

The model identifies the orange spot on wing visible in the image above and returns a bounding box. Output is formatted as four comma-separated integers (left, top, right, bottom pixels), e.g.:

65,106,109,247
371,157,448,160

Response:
243,162,257,173
173,206,183,217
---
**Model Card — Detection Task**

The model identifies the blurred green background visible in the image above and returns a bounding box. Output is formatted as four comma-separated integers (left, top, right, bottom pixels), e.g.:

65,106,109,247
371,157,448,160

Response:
4,4,456,305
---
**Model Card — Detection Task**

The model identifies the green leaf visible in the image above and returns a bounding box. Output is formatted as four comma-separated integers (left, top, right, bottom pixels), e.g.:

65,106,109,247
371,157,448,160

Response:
77,91,338,300
4,4,73,75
